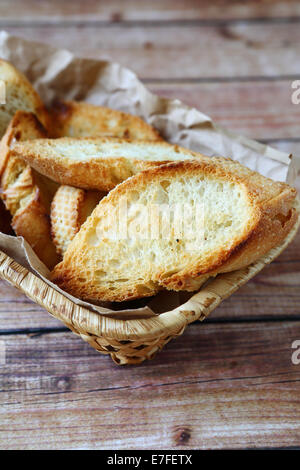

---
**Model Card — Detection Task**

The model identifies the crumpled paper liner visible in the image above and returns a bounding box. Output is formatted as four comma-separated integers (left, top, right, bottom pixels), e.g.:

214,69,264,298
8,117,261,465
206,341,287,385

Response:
0,30,298,319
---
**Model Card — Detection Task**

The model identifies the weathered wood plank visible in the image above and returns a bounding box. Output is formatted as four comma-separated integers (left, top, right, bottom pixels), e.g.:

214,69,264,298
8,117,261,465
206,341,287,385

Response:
148,80,300,140
1,0,300,23
148,81,300,187
0,321,299,449
0,278,63,330
3,22,300,79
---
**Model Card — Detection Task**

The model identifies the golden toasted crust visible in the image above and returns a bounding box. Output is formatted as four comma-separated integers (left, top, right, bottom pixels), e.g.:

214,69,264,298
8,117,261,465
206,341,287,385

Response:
51,159,298,303
12,188,60,269
158,160,299,291
49,103,159,254
0,111,60,269
51,185,105,256
162,190,299,291
10,137,206,191
50,100,162,141
208,188,298,273
0,59,51,137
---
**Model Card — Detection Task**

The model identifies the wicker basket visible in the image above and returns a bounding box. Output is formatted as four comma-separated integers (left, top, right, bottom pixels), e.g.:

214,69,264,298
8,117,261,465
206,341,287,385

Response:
0,216,299,365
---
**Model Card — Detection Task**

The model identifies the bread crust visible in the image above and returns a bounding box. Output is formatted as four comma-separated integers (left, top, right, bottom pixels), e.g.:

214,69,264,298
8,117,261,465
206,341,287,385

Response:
11,137,207,191
0,111,60,269
51,185,104,256
49,104,159,253
159,163,299,291
51,159,298,303
0,59,51,137
50,100,162,141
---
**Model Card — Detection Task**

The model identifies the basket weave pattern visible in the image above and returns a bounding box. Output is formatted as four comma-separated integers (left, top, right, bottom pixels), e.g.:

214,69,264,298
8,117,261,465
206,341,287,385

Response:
0,216,299,364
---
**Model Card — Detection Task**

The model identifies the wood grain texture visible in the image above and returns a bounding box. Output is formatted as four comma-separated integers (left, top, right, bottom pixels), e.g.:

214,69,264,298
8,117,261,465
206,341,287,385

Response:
1,0,300,23
148,80,300,140
0,321,300,449
0,279,63,330
2,215,298,366
3,21,300,79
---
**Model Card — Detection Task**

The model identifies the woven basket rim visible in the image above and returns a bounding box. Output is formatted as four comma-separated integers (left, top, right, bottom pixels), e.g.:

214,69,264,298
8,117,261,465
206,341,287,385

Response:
0,214,299,341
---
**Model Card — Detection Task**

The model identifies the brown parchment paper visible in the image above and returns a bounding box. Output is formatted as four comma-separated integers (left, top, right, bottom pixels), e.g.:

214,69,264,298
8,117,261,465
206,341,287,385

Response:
0,30,298,319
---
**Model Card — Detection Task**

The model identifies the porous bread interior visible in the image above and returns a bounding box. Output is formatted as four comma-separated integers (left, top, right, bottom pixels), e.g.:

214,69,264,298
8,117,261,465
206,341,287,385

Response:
0,111,60,269
18,138,195,162
67,174,253,298
0,112,55,217
51,185,104,256
0,96,35,137
0,61,47,137
51,100,161,141
51,186,84,257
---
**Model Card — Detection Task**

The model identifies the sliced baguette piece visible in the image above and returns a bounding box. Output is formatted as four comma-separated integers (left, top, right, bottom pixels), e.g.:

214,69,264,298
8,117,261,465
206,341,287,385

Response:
0,59,50,137
50,102,160,254
10,137,211,191
50,100,162,141
51,185,105,256
0,111,60,269
51,159,298,303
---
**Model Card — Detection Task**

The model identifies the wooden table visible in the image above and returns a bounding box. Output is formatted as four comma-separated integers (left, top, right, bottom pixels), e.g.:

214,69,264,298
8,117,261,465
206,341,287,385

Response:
0,0,300,450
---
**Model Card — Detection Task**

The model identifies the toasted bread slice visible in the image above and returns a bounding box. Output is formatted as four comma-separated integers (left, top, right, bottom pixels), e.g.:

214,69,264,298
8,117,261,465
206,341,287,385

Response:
0,59,50,137
51,100,162,141
11,137,210,191
50,102,160,254
0,111,60,269
51,185,105,256
51,159,298,303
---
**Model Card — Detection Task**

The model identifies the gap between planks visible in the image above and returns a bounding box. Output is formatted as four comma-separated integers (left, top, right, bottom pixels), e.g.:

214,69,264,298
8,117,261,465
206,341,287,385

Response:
2,17,300,28
1,313,300,338
3,21,300,80
1,0,300,24
1,321,300,449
